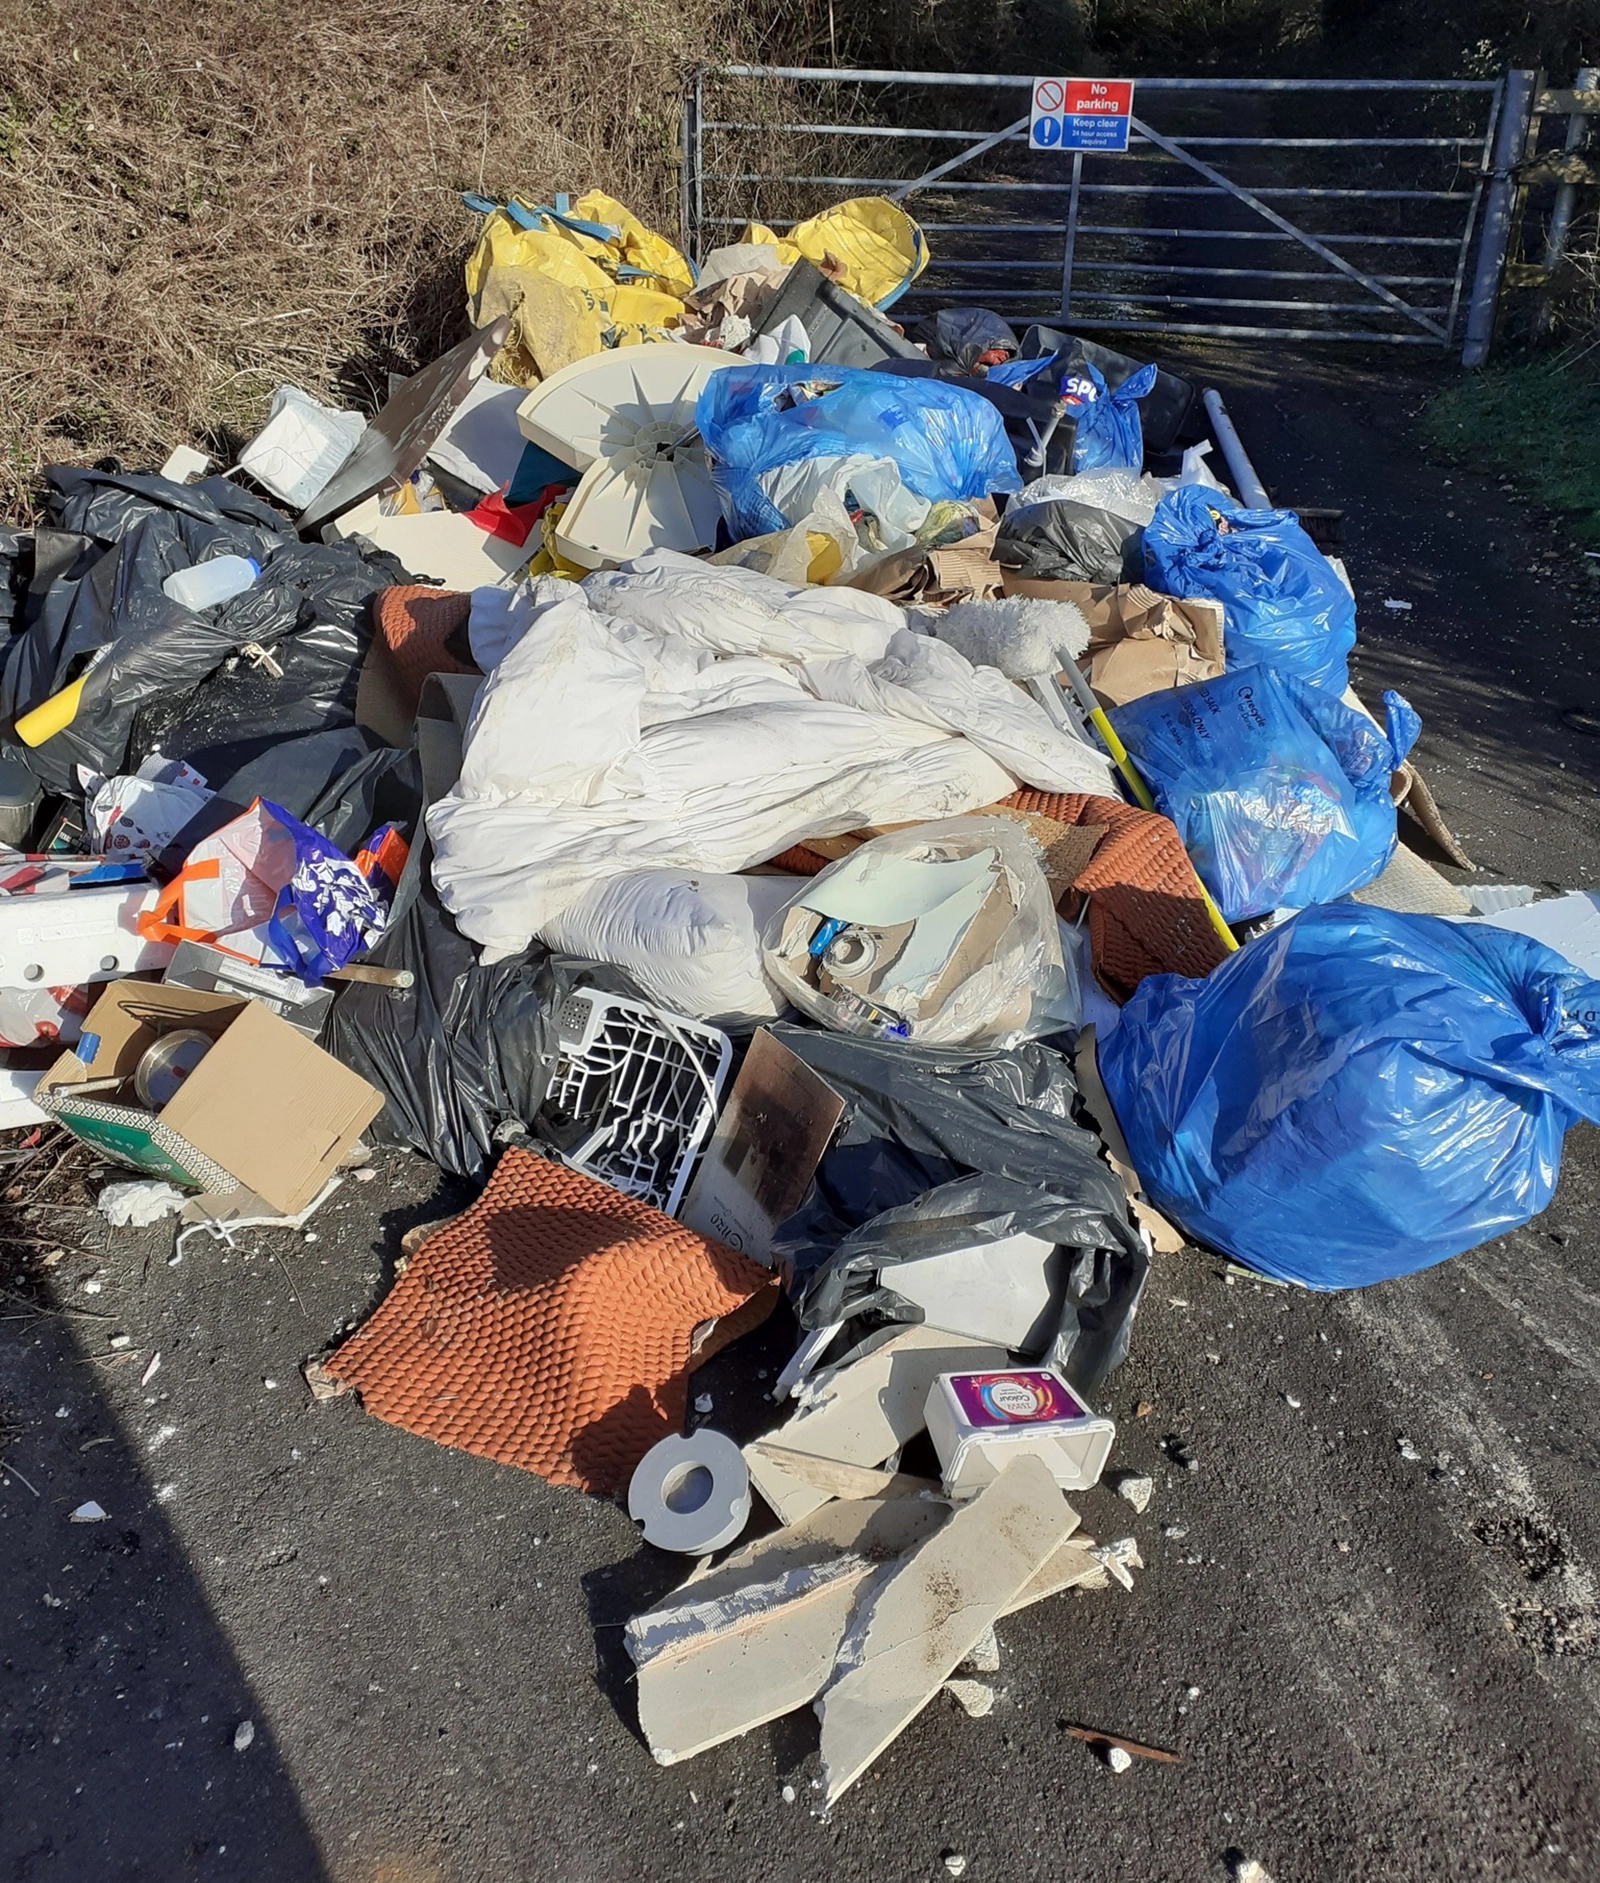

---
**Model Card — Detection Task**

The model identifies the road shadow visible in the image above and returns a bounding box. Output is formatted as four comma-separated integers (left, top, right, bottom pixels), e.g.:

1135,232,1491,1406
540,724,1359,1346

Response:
1,1304,329,1882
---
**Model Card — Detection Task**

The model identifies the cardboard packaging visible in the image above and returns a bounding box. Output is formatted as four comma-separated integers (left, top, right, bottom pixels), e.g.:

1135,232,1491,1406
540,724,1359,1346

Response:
925,1367,1116,1496
1000,575,1226,706
34,981,383,1213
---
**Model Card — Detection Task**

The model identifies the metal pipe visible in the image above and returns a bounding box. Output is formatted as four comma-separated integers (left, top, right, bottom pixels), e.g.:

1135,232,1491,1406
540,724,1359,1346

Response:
1536,67,1599,337
1444,80,1503,341
703,122,1478,148
894,299,1454,340
717,66,1496,91
709,172,1470,200
678,85,695,255
1048,292,1453,314
914,259,1457,283
692,69,705,263
1462,69,1539,366
884,114,1030,202
1203,390,1272,508
701,217,1466,246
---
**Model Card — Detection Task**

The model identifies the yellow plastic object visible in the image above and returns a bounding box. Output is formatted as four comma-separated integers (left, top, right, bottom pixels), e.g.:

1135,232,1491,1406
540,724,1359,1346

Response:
524,501,587,581
805,531,844,583
464,195,692,384
15,675,87,747
743,197,929,308
562,191,694,298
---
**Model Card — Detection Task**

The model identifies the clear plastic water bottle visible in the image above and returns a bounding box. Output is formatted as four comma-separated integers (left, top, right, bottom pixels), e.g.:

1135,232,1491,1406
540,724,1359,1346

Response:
161,555,260,611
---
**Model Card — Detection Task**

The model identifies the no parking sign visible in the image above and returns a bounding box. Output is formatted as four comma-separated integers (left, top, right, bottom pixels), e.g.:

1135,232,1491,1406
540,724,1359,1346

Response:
1029,77,1135,153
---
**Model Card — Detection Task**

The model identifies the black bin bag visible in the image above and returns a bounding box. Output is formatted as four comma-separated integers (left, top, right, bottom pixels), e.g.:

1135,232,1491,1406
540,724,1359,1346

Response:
995,492,1146,584
4,469,405,794
322,824,552,1182
767,1026,1148,1393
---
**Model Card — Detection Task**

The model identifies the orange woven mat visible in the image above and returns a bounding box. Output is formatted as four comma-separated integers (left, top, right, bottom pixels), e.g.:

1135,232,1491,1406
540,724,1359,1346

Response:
373,585,476,716
325,1150,777,1494
769,790,1227,1003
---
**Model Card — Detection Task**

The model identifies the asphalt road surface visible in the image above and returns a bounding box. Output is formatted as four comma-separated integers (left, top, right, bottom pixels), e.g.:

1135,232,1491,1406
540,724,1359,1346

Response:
2,349,1598,1883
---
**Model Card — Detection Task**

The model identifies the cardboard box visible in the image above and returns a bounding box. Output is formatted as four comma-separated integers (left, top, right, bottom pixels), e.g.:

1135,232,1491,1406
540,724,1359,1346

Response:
1000,575,1226,706
34,982,383,1214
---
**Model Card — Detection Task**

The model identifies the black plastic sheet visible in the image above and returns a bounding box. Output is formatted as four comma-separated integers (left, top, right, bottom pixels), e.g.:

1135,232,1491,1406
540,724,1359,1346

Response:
767,1026,1148,1391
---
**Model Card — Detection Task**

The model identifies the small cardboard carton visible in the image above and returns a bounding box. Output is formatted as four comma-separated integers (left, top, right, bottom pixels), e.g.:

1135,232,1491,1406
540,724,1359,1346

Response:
34,981,383,1214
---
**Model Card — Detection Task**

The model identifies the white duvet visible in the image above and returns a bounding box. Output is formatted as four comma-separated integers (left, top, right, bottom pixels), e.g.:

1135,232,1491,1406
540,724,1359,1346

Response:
427,551,1115,959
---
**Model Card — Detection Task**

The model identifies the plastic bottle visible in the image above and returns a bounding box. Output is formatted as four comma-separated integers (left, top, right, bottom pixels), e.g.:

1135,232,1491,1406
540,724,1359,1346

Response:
161,555,260,612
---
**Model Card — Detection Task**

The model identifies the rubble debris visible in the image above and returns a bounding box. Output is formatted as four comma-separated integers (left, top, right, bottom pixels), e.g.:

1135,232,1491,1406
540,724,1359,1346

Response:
743,1444,936,1504
626,1493,948,1764
961,1626,1001,1675
232,1719,256,1753
743,1326,1008,1527
303,1359,350,1404
943,1679,995,1718
68,1501,108,1522
815,1456,1078,1805
1090,1538,1144,1591
1109,1470,1155,1514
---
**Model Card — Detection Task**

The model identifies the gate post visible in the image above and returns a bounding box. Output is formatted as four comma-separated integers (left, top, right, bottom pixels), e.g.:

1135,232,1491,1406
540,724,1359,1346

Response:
680,69,704,261
1535,67,1599,337
1462,69,1538,367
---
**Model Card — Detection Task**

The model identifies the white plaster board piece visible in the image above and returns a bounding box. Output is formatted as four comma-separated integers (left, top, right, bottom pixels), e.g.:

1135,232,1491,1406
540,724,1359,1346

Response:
816,1456,1078,1805
744,1326,1008,1527
626,1494,948,1765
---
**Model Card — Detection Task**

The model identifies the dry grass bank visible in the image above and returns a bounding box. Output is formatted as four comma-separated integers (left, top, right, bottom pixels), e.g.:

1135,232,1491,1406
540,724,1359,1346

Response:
0,0,727,512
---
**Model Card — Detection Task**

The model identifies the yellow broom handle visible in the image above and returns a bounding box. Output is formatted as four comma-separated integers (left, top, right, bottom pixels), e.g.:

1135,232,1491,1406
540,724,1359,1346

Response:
1064,663,1239,955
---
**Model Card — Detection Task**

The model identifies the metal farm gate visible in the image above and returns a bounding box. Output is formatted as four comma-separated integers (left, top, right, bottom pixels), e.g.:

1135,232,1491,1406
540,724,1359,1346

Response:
681,69,1513,357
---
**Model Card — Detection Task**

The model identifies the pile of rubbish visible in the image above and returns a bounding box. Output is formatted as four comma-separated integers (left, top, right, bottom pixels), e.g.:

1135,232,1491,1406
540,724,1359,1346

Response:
6,187,1600,1800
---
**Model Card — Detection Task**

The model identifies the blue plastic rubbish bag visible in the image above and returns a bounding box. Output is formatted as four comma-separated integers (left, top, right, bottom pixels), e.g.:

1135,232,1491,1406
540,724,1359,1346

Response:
986,353,1156,473
695,362,1021,541
1143,484,1357,692
1110,666,1418,922
1098,904,1600,1288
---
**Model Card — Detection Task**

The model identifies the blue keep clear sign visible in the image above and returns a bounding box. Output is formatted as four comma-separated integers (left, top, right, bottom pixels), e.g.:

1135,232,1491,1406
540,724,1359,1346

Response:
1029,77,1135,153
